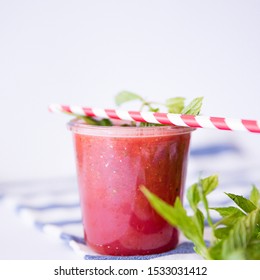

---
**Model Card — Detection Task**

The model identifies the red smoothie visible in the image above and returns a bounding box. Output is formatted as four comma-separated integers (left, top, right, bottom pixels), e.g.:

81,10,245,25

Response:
68,119,194,256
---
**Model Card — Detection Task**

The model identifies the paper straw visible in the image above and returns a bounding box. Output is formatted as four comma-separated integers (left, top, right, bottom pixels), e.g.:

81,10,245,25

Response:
48,104,260,133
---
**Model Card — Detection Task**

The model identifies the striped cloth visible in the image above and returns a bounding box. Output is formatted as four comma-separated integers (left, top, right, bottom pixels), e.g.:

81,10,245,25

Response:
0,134,259,260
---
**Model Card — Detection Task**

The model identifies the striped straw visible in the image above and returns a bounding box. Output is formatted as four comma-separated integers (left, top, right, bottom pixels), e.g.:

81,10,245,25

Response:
48,104,260,133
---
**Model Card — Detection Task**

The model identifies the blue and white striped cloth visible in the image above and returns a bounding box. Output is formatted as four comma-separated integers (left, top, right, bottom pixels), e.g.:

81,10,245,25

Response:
1,133,259,260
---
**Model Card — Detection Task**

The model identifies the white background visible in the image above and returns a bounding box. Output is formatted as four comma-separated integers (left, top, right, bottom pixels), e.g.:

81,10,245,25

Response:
0,0,260,182
0,0,260,260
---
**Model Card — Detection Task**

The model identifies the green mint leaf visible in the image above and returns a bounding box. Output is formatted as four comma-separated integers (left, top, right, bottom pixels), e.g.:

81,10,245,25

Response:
187,183,200,211
197,175,219,228
250,185,260,206
140,186,209,259
165,97,185,114
225,192,257,213
211,206,245,218
148,106,160,112
208,241,224,260
211,206,245,227
213,227,230,239
79,116,113,126
222,250,245,260
115,91,144,106
244,239,260,259
77,116,100,125
140,185,179,225
201,174,219,196
181,97,203,115
99,118,113,126
139,122,162,127
193,208,205,235
187,175,218,213
221,208,260,259
141,173,260,260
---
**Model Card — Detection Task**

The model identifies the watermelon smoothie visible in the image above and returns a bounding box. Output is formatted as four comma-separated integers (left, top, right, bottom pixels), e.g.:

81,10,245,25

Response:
68,119,194,256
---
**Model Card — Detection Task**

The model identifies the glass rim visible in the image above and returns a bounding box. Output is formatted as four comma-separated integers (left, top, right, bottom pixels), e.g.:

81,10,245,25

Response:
67,118,195,137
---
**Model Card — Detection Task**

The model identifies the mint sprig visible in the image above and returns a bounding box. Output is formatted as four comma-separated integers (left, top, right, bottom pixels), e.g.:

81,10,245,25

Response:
115,91,145,106
141,175,260,260
115,91,203,116
63,111,113,126
66,91,203,126
181,97,204,115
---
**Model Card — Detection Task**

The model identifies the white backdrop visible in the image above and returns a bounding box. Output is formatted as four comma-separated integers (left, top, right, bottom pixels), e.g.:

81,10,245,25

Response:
0,0,260,181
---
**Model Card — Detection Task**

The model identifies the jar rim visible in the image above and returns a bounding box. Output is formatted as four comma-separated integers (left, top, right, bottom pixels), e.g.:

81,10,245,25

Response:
67,118,195,137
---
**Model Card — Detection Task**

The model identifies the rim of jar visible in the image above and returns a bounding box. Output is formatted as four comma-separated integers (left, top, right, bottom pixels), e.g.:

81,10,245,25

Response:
67,118,196,137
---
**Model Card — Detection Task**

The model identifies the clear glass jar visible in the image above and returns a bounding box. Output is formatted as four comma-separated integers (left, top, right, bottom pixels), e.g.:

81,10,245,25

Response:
68,119,194,256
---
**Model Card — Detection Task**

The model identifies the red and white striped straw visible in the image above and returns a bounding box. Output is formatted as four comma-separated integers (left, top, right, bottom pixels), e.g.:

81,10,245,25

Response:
48,104,260,133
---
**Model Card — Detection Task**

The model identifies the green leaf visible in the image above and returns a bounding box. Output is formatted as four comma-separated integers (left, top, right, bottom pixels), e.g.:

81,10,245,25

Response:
79,116,113,126
186,183,200,211
208,240,224,260
115,91,144,106
201,174,219,196
186,175,219,221
186,183,205,236
214,227,231,239
141,186,184,226
198,175,219,228
225,193,257,213
139,122,162,127
148,106,160,112
141,174,260,260
245,239,260,260
181,97,203,115
99,118,113,126
78,116,101,125
165,97,185,114
250,185,260,206
221,208,260,259
192,208,205,235
211,206,245,226
140,186,209,259
211,206,245,218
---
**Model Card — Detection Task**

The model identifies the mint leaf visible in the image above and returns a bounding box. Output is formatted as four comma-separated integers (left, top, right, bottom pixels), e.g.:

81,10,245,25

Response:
245,239,260,259
187,175,218,213
141,176,260,260
208,241,224,260
181,97,203,115
77,116,101,125
198,175,218,228
99,118,113,126
211,206,245,218
211,206,246,240
140,186,209,259
213,227,230,239
193,208,205,235
165,97,185,114
250,185,260,206
140,185,176,225
200,174,218,196
211,206,245,227
115,91,144,106
79,116,113,126
221,208,260,259
225,193,257,213
116,91,203,117
186,183,200,211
